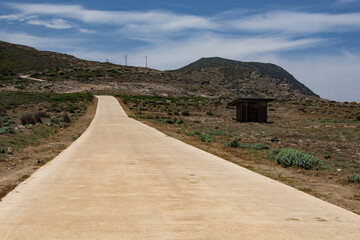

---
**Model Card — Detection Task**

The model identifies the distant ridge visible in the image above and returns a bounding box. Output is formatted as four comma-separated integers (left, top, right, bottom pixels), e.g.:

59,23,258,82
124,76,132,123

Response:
0,41,319,99
179,57,319,98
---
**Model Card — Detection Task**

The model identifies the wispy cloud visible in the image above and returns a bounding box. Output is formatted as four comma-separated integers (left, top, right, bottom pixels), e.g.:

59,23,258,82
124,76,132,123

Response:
27,19,73,30
0,14,34,22
3,3,216,34
0,30,81,50
3,2,360,36
230,11,360,33
70,33,323,70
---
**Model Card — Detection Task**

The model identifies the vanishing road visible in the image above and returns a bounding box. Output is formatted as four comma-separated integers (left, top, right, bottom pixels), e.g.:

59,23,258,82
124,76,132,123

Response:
0,96,359,239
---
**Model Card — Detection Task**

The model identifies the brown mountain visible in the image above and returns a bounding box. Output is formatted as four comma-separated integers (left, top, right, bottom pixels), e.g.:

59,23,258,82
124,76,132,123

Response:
0,40,319,99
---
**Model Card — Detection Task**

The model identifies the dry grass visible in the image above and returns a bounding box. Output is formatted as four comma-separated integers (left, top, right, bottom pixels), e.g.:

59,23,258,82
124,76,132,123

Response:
0,93,97,200
117,95,360,214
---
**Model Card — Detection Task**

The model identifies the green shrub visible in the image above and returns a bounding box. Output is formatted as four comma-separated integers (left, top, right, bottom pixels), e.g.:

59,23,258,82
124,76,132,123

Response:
0,148,7,153
46,120,53,126
0,126,14,134
1,116,11,122
199,134,215,142
185,130,200,136
226,137,240,148
348,173,360,184
209,130,226,136
54,118,64,123
1,116,15,126
239,143,253,149
252,143,269,150
356,115,360,121
270,149,281,155
275,148,321,170
50,93,93,103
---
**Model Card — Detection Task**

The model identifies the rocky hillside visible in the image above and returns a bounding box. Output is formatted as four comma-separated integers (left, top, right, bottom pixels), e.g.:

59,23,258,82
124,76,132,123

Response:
174,57,319,99
0,41,319,99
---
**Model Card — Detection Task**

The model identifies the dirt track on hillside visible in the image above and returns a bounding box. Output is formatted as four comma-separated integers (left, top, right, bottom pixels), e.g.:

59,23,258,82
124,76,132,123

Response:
0,96,359,239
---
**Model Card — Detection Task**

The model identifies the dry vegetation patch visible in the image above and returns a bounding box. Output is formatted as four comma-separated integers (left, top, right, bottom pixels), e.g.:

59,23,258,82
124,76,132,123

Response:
0,92,96,199
117,95,360,214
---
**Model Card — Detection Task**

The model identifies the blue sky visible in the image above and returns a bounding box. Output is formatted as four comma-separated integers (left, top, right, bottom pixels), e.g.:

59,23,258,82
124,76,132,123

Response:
0,0,360,102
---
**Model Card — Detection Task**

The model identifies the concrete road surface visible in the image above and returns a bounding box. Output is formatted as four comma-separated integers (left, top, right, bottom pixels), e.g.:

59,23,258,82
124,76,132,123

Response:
0,96,359,239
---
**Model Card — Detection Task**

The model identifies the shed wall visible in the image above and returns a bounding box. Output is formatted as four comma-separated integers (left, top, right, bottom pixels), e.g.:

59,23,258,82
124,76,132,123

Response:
234,102,268,123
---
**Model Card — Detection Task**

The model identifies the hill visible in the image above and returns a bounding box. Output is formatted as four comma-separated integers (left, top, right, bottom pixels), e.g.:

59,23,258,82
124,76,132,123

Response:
175,57,319,99
0,41,319,99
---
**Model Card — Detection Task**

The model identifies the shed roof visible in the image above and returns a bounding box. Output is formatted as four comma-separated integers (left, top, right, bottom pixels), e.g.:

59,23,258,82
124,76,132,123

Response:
228,98,275,106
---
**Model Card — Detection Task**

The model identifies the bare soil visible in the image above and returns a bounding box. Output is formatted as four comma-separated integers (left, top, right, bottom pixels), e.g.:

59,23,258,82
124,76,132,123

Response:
0,98,97,200
117,96,360,215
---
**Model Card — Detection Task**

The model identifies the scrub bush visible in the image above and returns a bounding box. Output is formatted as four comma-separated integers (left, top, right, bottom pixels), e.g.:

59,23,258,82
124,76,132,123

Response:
252,143,269,150
199,134,215,142
275,148,321,170
348,173,360,184
0,126,15,134
227,137,240,148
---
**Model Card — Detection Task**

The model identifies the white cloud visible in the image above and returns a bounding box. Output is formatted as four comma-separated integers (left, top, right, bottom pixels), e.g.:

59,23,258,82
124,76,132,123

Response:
0,14,35,22
27,19,73,30
128,34,322,70
0,30,81,50
2,3,360,37
4,3,216,34
68,33,322,70
78,28,96,34
67,35,360,102
230,11,360,33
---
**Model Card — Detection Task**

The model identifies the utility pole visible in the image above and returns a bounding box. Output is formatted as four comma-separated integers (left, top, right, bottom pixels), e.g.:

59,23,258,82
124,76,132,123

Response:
125,55,128,66
145,56,148,68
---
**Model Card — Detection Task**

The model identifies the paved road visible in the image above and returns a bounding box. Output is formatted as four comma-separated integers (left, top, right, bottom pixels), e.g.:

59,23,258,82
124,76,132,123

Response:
0,96,359,239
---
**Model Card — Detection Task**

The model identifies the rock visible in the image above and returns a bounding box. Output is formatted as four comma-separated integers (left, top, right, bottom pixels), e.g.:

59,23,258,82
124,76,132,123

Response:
7,147,12,154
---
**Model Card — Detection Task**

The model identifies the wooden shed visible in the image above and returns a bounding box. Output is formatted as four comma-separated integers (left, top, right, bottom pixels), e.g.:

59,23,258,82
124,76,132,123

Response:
228,98,274,123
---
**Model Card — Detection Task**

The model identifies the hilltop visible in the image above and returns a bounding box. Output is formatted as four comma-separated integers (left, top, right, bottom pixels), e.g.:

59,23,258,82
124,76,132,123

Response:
0,41,319,99
175,57,319,99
